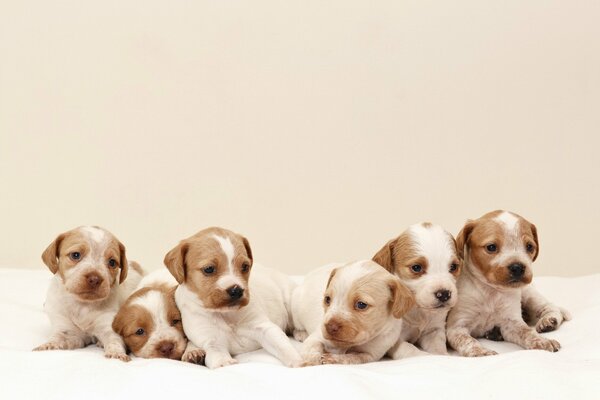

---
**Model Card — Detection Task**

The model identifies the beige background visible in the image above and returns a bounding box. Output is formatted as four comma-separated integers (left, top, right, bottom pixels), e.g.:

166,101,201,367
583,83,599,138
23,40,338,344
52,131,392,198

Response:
1,1,599,277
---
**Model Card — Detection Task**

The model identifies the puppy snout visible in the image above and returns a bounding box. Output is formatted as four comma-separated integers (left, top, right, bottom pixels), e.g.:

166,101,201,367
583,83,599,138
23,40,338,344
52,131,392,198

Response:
157,341,175,357
85,273,103,289
434,289,451,303
226,285,244,300
508,263,525,278
325,320,341,336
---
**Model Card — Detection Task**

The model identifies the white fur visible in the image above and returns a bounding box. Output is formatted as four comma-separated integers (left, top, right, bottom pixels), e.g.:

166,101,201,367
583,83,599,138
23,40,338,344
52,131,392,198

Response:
176,262,301,368
291,261,406,365
213,235,244,290
35,226,142,360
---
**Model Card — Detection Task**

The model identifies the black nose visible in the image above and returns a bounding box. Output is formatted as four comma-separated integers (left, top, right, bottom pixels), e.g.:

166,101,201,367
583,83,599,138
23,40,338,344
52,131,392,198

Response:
435,289,451,303
508,263,525,277
226,285,244,300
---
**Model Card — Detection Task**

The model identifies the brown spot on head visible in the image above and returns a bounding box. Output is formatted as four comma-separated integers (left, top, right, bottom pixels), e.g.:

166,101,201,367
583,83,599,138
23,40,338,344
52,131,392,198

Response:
456,210,538,288
163,227,253,311
321,261,414,348
42,226,129,302
113,284,187,359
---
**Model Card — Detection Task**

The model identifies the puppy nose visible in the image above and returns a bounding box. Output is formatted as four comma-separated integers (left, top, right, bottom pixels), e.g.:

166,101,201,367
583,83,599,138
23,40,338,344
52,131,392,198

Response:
157,341,175,357
86,273,103,289
325,320,341,336
508,263,525,277
226,285,244,300
435,289,451,303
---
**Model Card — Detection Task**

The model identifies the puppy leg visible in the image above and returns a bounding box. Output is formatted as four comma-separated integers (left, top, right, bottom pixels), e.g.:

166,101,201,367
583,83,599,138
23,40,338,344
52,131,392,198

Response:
204,343,238,369
96,323,130,361
244,321,302,368
320,352,376,365
388,340,428,359
181,341,206,364
34,315,89,351
447,327,497,357
418,328,448,355
521,286,571,333
500,319,561,352
299,333,325,366
293,329,308,342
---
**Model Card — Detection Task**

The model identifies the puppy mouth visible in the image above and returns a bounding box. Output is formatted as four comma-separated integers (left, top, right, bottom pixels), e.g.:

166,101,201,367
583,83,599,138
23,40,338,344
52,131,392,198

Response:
72,289,109,301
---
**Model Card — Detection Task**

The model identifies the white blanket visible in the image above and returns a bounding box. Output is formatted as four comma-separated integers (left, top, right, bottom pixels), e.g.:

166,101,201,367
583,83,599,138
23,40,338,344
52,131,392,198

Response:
1,268,598,400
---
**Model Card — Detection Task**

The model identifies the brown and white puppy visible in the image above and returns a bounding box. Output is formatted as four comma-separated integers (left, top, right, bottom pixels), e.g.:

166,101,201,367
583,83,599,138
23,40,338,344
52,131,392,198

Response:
373,223,461,356
164,227,301,368
291,260,414,365
34,226,143,361
447,210,568,356
112,269,204,362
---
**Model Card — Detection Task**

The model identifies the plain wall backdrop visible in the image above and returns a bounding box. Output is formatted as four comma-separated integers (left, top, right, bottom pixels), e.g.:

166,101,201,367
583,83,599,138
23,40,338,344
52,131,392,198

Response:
1,1,599,277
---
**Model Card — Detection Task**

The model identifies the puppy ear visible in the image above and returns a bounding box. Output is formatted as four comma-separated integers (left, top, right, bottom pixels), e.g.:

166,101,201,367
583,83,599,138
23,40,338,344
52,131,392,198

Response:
164,242,189,284
456,220,476,259
389,276,415,318
118,241,129,284
242,236,253,262
326,268,338,289
530,223,540,261
372,238,396,273
112,307,126,336
388,277,415,319
41,233,66,274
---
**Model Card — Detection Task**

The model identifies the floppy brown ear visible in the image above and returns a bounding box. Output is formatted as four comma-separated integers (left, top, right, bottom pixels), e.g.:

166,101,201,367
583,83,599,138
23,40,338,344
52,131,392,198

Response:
325,268,338,289
456,220,476,259
372,238,396,273
164,242,189,284
530,223,540,262
41,233,66,274
118,241,129,283
112,307,127,336
242,236,253,262
388,277,415,319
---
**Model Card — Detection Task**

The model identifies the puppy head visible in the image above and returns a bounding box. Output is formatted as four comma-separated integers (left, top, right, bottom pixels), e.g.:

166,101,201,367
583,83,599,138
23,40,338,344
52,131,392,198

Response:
112,284,187,359
456,210,538,288
321,260,414,348
41,226,128,302
373,223,461,310
163,227,253,311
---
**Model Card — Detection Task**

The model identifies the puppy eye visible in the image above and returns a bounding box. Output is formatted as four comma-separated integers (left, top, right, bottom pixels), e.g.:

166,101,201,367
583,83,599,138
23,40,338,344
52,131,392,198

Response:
69,252,81,261
203,265,216,275
241,263,250,273
449,263,458,272
108,259,117,268
135,328,145,336
324,295,331,305
411,264,422,273
171,319,181,326
485,244,498,253
526,243,535,253
355,301,368,310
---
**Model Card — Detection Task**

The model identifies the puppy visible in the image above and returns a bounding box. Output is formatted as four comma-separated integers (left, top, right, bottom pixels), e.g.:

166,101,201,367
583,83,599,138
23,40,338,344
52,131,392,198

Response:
112,269,204,362
164,227,302,369
447,210,567,356
373,222,461,356
34,226,143,361
291,260,414,365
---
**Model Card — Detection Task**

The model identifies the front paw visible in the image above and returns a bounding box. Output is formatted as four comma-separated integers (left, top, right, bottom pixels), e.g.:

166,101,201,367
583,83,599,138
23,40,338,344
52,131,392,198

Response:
300,353,322,367
320,353,339,365
33,342,65,351
210,358,238,368
182,348,206,364
527,336,560,352
536,315,561,333
463,347,498,357
105,351,131,362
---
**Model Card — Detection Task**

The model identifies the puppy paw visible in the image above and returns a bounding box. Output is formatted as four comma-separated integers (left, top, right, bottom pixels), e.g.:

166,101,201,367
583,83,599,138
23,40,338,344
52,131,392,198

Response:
105,351,131,362
320,353,339,365
536,315,559,333
182,348,206,365
463,347,498,357
33,342,65,351
300,353,322,367
213,358,238,368
293,329,308,342
527,337,560,352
